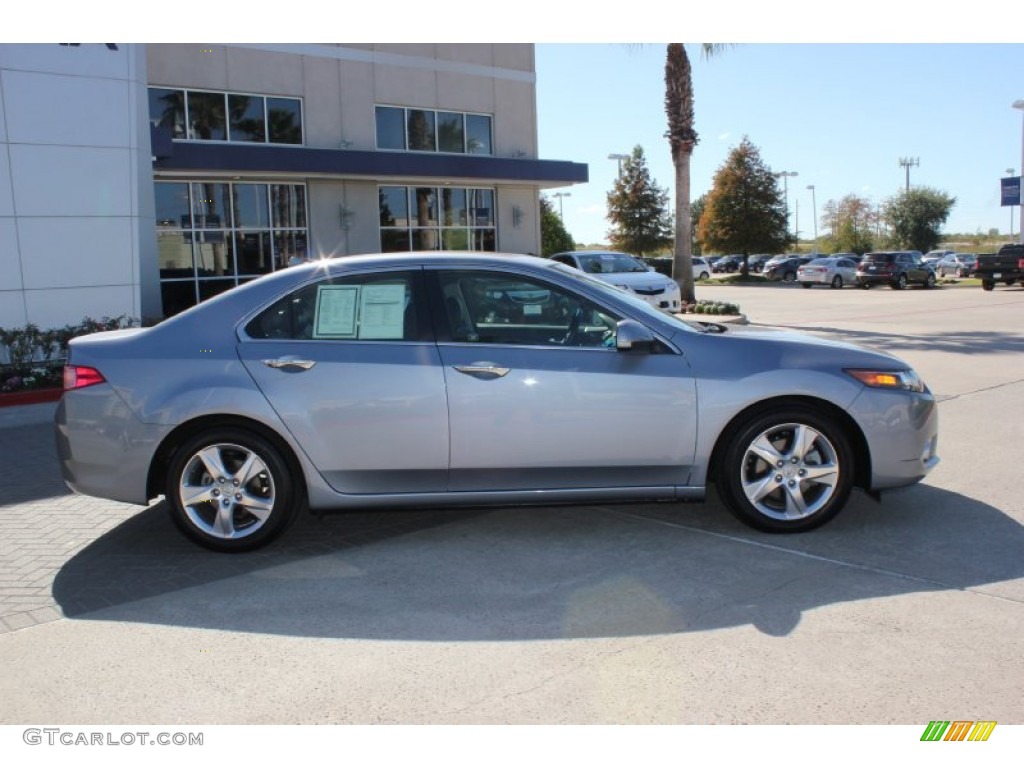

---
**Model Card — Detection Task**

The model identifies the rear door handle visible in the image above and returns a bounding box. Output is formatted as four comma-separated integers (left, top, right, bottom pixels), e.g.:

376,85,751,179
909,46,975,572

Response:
262,357,316,370
454,364,510,379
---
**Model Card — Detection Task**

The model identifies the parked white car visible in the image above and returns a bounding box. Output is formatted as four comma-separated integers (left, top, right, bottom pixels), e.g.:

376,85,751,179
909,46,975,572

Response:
549,251,682,312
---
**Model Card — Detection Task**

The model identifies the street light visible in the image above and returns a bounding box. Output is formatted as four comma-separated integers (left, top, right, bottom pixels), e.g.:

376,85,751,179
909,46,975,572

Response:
806,184,818,254
552,191,571,220
608,153,630,177
1013,100,1024,243
1007,168,1017,238
775,171,798,237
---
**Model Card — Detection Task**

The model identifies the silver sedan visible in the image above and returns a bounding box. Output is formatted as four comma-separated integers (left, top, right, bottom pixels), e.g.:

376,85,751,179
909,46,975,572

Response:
798,256,860,289
55,253,939,551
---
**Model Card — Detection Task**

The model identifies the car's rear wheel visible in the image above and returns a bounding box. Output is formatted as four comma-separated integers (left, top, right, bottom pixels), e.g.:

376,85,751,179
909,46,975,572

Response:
166,428,299,552
924,272,936,289
699,271,710,280
982,280,994,291
892,273,907,290
717,407,854,533
801,282,812,289
830,275,843,289
783,271,796,283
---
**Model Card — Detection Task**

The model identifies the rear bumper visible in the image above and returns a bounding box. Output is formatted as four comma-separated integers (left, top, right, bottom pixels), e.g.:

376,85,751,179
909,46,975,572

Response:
54,386,168,505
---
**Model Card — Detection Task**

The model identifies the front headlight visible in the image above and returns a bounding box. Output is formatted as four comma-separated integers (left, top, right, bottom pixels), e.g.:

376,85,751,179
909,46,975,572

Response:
845,368,926,393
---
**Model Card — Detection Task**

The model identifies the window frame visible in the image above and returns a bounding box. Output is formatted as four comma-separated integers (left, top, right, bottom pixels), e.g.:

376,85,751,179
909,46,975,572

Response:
375,104,493,156
149,86,304,146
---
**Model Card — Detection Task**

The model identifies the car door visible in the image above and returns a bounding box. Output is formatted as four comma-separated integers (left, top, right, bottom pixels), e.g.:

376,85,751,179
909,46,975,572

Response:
429,267,697,492
237,268,450,494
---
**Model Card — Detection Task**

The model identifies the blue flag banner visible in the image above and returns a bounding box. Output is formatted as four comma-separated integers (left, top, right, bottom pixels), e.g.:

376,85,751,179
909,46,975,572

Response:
1001,176,1021,206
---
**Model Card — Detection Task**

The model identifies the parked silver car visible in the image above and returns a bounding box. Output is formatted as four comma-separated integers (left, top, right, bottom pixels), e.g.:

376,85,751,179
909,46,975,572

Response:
797,256,859,289
56,253,939,551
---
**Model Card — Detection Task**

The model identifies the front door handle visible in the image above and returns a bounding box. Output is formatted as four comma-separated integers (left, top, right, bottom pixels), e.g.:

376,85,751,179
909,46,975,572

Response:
262,357,316,370
454,364,510,379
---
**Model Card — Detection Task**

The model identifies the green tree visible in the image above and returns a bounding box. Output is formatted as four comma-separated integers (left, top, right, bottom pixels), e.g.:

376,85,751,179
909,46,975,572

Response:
540,194,575,256
883,188,957,253
665,43,725,301
690,193,707,255
820,194,877,255
606,145,673,255
697,137,791,268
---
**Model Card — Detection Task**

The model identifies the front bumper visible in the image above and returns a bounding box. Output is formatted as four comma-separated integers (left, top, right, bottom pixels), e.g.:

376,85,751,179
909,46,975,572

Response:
848,386,940,490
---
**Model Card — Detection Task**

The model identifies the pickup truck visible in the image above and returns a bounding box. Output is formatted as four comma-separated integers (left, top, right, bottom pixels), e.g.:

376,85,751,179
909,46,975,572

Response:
975,244,1024,291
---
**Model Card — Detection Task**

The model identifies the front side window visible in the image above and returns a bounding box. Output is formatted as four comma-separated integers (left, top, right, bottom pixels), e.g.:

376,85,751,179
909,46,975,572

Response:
246,272,419,342
437,271,619,348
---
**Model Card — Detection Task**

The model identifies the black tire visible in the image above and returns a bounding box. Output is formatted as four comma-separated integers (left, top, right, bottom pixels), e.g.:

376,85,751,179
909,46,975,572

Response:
924,272,936,289
860,282,871,290
716,407,855,533
783,271,797,283
801,282,813,289
166,428,300,552
1006,279,1017,286
699,271,710,280
939,267,947,278
982,280,994,291
830,275,843,289
892,273,907,290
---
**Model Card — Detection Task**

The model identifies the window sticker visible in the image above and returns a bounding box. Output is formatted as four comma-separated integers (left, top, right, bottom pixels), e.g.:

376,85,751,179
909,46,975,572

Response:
358,284,406,339
313,285,359,338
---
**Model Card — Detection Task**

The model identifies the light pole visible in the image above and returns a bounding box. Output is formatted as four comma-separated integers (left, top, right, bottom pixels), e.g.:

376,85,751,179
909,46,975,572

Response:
806,184,818,253
899,157,919,192
1007,168,1016,239
1013,100,1024,243
775,171,798,238
608,153,629,177
552,191,571,220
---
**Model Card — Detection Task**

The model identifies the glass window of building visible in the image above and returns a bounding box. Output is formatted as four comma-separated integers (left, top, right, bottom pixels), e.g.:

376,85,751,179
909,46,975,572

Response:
379,186,496,253
150,88,302,146
187,91,227,141
375,106,492,155
375,107,406,150
149,88,185,138
157,181,309,317
228,94,266,143
466,114,492,155
267,97,302,144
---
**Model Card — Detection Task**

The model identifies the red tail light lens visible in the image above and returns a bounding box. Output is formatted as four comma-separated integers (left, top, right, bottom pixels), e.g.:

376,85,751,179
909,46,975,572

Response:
63,365,106,390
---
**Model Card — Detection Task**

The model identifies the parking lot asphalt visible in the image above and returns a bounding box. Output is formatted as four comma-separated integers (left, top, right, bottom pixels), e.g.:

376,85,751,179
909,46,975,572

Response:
0,282,1022,725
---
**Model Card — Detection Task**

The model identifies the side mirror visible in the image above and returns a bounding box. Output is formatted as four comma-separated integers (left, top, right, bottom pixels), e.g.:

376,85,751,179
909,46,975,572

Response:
615,319,656,352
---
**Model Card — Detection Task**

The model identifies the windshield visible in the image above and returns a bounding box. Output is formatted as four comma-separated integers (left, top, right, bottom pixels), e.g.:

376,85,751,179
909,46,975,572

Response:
575,253,650,275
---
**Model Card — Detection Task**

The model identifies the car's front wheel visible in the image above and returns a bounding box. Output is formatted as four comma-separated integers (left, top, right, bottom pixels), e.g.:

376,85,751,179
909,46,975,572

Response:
716,408,854,533
892,273,908,290
699,271,710,280
830,275,843,289
924,272,936,289
166,428,300,552
783,271,797,283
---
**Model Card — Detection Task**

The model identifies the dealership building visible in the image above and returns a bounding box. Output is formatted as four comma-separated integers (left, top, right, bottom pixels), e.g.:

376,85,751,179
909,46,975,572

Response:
0,43,587,328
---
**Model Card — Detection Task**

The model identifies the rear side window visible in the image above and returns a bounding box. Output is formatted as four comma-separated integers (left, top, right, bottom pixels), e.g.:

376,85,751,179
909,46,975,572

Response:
245,271,420,341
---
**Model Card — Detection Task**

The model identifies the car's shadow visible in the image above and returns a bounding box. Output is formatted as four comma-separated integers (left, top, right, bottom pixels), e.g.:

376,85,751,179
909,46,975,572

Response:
51,484,1024,641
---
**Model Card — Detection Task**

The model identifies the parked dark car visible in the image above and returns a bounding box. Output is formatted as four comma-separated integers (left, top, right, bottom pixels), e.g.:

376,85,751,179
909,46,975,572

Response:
712,255,742,273
748,255,771,273
764,255,812,283
856,252,936,290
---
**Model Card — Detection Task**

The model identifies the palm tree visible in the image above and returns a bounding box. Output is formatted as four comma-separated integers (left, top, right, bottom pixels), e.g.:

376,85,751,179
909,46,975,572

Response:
665,43,724,303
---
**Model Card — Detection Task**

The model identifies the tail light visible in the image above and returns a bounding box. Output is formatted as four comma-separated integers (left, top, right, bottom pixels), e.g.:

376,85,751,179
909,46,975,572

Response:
63,365,106,390
1018,258,1024,270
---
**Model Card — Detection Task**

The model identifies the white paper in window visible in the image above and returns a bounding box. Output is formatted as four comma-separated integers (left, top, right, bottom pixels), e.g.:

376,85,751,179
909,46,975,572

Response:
358,283,407,339
313,285,359,338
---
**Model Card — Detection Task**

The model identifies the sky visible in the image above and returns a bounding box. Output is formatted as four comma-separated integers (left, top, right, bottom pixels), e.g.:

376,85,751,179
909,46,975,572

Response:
535,43,1024,246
